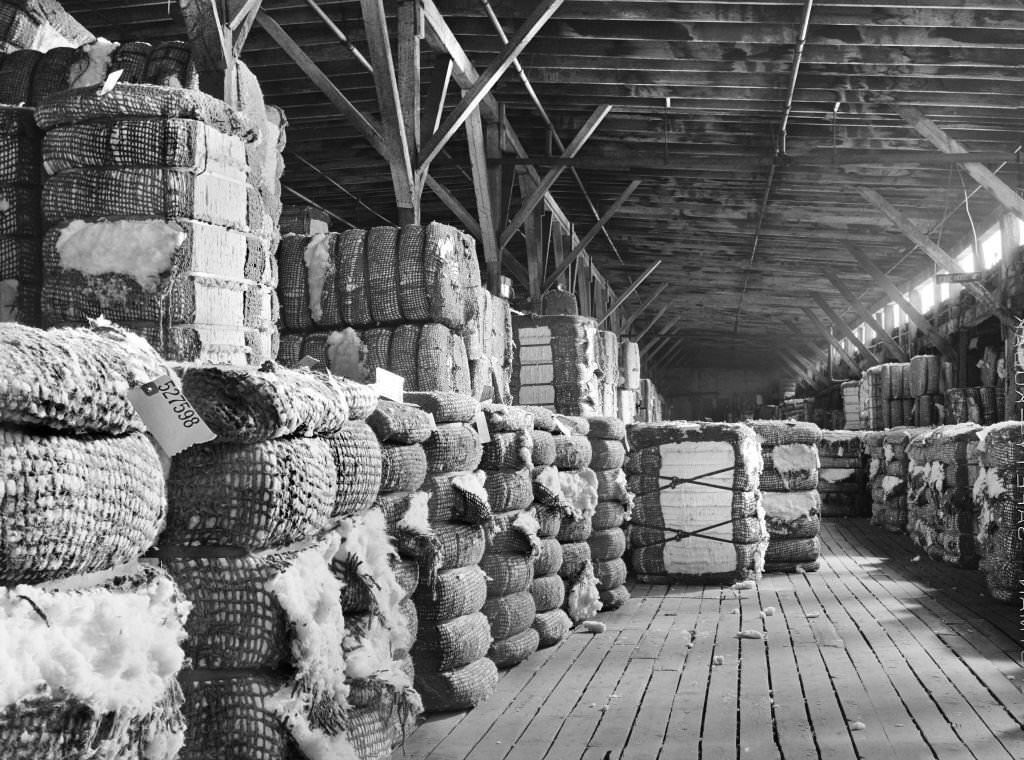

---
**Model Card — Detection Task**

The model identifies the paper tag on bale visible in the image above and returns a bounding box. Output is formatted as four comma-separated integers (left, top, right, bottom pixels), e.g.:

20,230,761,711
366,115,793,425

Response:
98,68,123,96
296,355,325,371
553,417,572,437
474,410,491,444
374,367,404,403
128,373,216,456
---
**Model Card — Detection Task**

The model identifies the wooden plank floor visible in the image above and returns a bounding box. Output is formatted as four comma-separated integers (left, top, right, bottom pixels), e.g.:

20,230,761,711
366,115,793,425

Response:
394,520,1024,760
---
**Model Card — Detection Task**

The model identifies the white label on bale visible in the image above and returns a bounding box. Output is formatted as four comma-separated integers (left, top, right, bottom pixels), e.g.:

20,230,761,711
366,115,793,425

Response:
99,68,123,95
128,373,216,457
375,367,404,403
474,410,491,444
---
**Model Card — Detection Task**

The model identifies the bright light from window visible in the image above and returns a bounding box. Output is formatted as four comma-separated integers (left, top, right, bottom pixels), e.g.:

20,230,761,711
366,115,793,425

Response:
981,228,1001,269
917,278,936,312
955,247,975,273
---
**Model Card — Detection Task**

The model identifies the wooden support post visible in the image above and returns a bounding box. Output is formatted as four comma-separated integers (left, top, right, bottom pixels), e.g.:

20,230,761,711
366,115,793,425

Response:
501,106,613,248
856,186,1008,322
801,307,861,374
360,0,418,223
551,222,568,289
895,106,1024,224
542,180,641,291
620,283,669,333
417,0,565,171
599,261,661,326
822,271,910,361
519,172,545,303
844,243,957,360
810,294,882,365
466,108,502,290
397,0,421,157
180,0,237,104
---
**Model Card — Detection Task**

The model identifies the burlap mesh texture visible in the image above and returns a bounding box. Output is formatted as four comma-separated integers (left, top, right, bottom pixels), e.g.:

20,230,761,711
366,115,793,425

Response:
589,439,626,471
0,429,164,584
489,626,540,669
336,553,419,614
558,541,592,579
531,429,557,466
482,403,535,434
414,565,487,622
593,500,627,530
414,611,492,672
277,233,342,331
764,536,820,569
143,41,196,88
553,434,593,470
517,404,557,431
481,430,533,470
631,543,765,585
403,391,479,424
414,656,498,713
599,584,630,610
367,398,435,444
424,423,483,473
533,537,564,577
587,415,626,441
0,322,165,434
532,609,572,648
594,557,628,589
380,443,428,492
28,47,78,104
530,573,565,612
484,467,534,514
0,49,42,105
109,41,153,83
558,513,593,544
480,552,534,597
435,523,486,569
482,591,536,640
424,472,489,525
588,528,627,562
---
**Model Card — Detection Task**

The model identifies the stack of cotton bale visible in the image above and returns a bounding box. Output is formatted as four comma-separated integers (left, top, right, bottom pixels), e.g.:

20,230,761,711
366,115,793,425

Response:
905,423,982,567
594,328,619,417
619,338,641,424
751,421,823,573
0,322,188,758
276,222,481,396
587,416,632,611
908,354,945,426
512,313,600,416
412,392,499,712
478,404,541,668
552,415,602,625
816,430,869,517
626,421,767,583
841,380,861,430
973,422,1024,602
870,427,928,534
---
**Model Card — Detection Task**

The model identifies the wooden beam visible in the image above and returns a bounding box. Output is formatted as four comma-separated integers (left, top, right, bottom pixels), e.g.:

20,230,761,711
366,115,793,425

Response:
640,316,684,359
801,308,862,375
519,172,545,302
397,0,422,157
620,283,669,333
634,305,669,343
895,106,1024,224
500,105,613,249
466,108,502,290
856,185,1006,320
227,0,261,53
810,294,882,366
821,271,910,362
542,179,641,290
550,221,568,288
598,261,661,326
423,175,481,238
179,0,235,103
844,243,957,360
417,0,565,171
360,0,418,223
256,11,388,157
777,349,812,385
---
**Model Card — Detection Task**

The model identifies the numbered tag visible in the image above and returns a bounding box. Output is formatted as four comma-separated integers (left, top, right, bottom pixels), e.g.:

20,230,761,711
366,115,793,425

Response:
98,68,123,96
474,410,491,444
128,373,216,457
375,367,404,403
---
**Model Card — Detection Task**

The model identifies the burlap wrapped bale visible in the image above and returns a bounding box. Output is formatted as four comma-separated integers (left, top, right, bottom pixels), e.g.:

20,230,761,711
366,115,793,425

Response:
414,565,488,623
533,537,564,577
530,573,565,612
553,434,593,471
404,391,478,423
484,467,534,514
414,612,492,673
558,541,591,579
481,591,536,641
532,608,572,648
380,444,428,493
482,403,535,434
481,430,533,470
588,528,627,562
414,656,498,713
557,513,593,544
594,557,628,590
479,552,534,598
277,232,342,331
763,536,820,573
489,626,540,669
365,225,402,324
1,428,165,584
593,500,628,530
589,439,626,471
761,491,821,539
531,429,557,467
435,523,487,570
367,398,435,445
599,584,630,611
424,472,491,526
423,422,483,473
975,422,1024,602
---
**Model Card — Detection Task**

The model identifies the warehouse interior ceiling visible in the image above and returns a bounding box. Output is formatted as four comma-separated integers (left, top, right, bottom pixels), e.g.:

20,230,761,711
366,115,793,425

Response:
55,0,1024,371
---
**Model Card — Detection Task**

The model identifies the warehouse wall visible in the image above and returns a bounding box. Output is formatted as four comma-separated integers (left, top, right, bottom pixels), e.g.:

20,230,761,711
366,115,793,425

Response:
662,367,783,421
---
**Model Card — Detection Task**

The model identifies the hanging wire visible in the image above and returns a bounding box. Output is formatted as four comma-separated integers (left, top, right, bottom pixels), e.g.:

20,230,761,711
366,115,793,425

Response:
956,166,982,271
287,151,395,225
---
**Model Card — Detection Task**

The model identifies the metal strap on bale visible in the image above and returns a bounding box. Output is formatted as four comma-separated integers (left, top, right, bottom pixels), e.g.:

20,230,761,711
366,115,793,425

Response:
628,518,740,547
632,464,739,496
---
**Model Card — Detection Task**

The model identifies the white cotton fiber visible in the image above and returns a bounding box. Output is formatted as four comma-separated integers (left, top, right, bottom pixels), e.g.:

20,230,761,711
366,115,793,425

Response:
266,690,359,760
398,491,432,536
57,219,186,290
558,468,599,521
67,38,118,88
303,233,332,322
566,561,602,623
819,468,856,483
770,443,820,475
881,475,904,498
327,328,370,382
0,573,188,714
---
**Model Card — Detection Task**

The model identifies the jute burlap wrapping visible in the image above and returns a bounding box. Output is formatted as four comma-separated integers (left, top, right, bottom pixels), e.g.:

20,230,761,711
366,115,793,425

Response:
0,321,165,434
366,225,402,325
484,467,534,514
367,398,435,444
554,434,593,471
42,167,248,231
490,626,540,669
909,354,941,396
763,536,820,572
414,565,487,622
404,391,478,424
1,679,185,760
533,499,563,539
530,573,565,612
338,227,371,327
750,419,823,448
0,49,41,105
380,443,428,493
588,528,627,562
599,584,630,611
482,591,536,640
396,223,429,322
517,404,556,431
593,501,627,530
588,415,626,441
435,522,487,570
414,611,492,672
414,656,499,713
595,557,628,590
277,233,342,331
531,429,557,466
164,550,317,670
555,414,590,436
557,513,593,544
166,437,339,549
422,221,469,330
424,472,490,526
424,422,483,473
143,41,195,88
181,363,353,442
479,552,534,597
907,423,981,466
346,705,400,760
558,541,592,580
336,553,420,614
760,454,820,492
488,510,538,556
482,430,534,470
388,323,420,388
418,322,471,394
42,118,246,174
177,674,297,760
0,235,40,282
482,403,535,434
0,428,164,583
0,183,40,236
359,326,391,377
0,128,40,186
109,41,152,83
596,468,631,502
28,47,77,104
533,537,564,577
589,439,626,471
329,421,383,517
533,608,573,648
35,87,246,138
276,333,302,366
